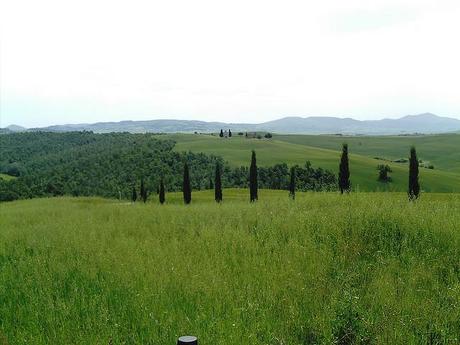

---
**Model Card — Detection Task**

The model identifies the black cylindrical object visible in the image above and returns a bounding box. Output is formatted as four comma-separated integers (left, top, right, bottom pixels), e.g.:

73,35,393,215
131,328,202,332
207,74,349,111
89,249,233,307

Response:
177,335,198,345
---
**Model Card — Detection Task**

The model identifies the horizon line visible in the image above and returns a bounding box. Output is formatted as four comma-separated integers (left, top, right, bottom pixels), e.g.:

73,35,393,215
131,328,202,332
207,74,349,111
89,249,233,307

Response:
4,112,460,129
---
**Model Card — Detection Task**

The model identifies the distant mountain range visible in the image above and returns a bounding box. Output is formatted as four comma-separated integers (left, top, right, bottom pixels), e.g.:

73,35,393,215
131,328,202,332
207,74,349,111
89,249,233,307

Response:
3,113,460,135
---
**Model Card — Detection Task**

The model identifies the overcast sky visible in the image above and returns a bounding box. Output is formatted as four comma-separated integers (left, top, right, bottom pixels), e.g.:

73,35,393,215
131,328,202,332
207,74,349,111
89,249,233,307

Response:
1,0,459,127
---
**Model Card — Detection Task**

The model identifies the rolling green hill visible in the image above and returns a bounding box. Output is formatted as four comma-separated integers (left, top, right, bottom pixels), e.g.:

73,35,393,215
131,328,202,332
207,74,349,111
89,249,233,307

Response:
274,133,460,173
1,191,459,343
164,134,460,192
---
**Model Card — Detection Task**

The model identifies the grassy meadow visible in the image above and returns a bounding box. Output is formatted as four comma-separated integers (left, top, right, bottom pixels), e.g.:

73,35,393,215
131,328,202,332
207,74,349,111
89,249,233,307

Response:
1,189,460,344
163,133,460,192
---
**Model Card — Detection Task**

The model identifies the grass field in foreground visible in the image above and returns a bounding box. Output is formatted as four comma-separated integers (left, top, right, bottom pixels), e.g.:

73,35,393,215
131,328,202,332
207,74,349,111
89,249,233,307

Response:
1,190,460,344
163,134,460,192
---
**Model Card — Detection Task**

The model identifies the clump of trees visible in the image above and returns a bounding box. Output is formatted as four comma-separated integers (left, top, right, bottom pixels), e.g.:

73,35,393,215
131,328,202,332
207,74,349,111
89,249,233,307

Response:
0,132,225,201
256,162,336,191
218,129,232,138
377,164,392,182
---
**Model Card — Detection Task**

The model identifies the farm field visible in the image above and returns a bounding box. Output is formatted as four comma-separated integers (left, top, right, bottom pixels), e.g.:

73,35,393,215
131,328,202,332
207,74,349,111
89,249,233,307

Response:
163,133,460,192
273,133,460,173
1,190,460,344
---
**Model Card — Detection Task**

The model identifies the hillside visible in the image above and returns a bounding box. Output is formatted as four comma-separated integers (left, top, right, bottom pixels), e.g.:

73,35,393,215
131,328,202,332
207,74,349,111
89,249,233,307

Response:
4,113,460,135
2,132,459,198
274,133,460,173
0,132,223,201
1,192,459,343
0,132,336,202
166,133,460,192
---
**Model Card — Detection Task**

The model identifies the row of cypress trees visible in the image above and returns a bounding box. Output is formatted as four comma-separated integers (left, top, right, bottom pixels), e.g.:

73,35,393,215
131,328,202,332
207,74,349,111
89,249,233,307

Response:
132,177,165,204
132,144,420,204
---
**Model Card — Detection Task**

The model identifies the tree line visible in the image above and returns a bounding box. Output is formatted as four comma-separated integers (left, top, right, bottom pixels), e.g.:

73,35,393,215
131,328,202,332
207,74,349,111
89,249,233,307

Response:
133,144,420,205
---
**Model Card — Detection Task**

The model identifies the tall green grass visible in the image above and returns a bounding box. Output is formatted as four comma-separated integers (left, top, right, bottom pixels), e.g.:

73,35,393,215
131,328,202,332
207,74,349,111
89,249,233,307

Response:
1,190,459,344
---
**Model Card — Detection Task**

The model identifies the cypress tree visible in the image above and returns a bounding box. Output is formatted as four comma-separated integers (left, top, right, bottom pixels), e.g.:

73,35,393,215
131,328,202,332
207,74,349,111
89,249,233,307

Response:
408,146,420,201
249,150,258,202
215,162,222,203
183,162,191,204
140,178,148,203
131,186,137,202
219,129,224,138
159,178,165,204
228,129,232,137
289,166,296,200
338,143,351,193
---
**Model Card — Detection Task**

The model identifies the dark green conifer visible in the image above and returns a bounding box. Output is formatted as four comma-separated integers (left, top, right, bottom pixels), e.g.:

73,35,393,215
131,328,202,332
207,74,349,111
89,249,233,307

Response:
159,178,165,204
249,150,258,202
183,162,191,204
215,162,222,203
219,129,224,137
289,166,296,199
408,146,420,201
140,178,148,203
338,144,351,193
131,186,137,202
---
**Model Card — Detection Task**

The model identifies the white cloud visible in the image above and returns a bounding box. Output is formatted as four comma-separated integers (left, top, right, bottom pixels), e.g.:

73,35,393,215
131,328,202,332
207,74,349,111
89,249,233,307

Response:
1,0,459,127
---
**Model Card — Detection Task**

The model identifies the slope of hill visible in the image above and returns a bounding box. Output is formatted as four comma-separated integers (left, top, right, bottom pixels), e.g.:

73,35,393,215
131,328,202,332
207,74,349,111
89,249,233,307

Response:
274,133,460,173
0,132,223,201
5,113,460,135
2,132,459,195
166,134,460,192
0,132,336,201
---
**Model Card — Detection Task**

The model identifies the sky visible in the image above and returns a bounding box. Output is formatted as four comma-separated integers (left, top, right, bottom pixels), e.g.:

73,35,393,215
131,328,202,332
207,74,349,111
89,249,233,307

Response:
1,0,460,128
